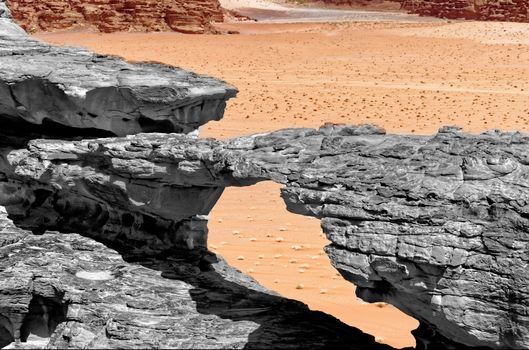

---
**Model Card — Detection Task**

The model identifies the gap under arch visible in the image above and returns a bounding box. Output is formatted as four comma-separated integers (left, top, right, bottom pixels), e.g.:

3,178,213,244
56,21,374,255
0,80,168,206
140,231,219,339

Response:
207,181,419,349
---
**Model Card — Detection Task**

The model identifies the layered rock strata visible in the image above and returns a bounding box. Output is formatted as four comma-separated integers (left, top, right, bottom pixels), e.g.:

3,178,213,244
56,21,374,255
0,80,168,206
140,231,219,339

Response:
6,0,225,34
0,0,237,144
2,125,528,349
400,0,529,22
314,0,529,22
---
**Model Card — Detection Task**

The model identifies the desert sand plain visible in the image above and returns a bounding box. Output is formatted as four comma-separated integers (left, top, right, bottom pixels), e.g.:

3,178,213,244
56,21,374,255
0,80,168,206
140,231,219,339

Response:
36,8,529,349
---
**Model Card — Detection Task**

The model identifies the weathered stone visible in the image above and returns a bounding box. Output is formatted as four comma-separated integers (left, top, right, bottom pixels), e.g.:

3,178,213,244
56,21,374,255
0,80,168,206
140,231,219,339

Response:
6,0,226,34
2,124,529,348
400,0,529,22
0,210,394,349
0,0,237,143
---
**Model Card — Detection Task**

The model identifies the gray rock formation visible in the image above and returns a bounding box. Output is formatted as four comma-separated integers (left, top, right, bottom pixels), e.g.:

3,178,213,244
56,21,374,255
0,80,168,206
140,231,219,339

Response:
2,125,528,348
0,210,392,349
1,0,527,348
0,0,237,142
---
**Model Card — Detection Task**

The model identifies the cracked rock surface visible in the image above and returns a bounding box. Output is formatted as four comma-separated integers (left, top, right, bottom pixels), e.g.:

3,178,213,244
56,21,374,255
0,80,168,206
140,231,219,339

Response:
231,124,529,349
7,0,225,34
0,210,391,349
0,0,237,143
2,125,528,348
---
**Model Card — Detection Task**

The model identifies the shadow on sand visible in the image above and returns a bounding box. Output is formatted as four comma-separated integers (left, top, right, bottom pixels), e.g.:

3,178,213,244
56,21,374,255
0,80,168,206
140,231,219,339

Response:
117,246,404,350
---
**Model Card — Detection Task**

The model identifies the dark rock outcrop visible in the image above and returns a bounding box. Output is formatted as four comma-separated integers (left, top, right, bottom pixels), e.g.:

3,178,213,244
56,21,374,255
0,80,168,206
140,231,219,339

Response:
0,210,392,349
1,125,529,348
0,0,237,144
6,0,226,34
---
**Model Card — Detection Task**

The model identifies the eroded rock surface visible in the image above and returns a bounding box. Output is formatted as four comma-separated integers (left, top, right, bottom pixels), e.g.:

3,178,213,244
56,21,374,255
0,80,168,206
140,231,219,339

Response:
3,125,528,348
0,210,393,349
400,0,529,22
0,0,237,143
6,0,225,34
229,124,529,349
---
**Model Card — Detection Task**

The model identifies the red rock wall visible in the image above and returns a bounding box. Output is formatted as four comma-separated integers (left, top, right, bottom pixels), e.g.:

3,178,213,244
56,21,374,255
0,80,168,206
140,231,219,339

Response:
400,0,529,22
313,0,528,22
6,0,225,33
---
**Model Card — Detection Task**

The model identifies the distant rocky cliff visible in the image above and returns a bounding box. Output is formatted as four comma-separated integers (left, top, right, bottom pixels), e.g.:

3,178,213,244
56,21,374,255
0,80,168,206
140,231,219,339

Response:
6,0,225,33
313,0,529,22
400,0,529,22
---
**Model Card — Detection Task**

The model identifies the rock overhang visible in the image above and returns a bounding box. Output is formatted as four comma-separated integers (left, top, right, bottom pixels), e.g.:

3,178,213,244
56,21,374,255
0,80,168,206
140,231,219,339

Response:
0,0,237,141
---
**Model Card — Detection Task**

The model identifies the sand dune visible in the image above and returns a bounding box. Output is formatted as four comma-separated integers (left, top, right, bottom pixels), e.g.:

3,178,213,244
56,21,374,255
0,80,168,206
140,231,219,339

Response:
36,18,529,349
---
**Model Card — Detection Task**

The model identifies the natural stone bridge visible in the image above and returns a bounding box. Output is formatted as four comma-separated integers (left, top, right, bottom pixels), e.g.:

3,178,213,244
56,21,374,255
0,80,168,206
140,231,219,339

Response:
0,1,527,349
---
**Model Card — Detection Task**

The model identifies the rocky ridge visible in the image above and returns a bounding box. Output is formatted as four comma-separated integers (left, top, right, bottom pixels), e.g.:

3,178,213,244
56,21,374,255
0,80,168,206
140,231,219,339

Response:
400,0,528,22
314,0,529,22
6,0,225,34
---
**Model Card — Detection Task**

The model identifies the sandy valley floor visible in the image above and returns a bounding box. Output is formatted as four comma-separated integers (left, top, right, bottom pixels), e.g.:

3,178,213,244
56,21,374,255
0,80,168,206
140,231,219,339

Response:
36,18,529,349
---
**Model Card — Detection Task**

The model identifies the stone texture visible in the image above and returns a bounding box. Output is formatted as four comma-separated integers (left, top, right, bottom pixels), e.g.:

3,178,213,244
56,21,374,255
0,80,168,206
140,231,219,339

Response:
227,124,529,349
0,0,237,143
400,0,529,22
2,124,529,348
0,134,240,255
0,210,392,349
6,0,225,34
314,0,529,22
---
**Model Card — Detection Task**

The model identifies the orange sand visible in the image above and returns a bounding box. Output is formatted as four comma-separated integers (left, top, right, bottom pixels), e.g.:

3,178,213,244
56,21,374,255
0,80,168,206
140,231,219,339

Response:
36,20,529,349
